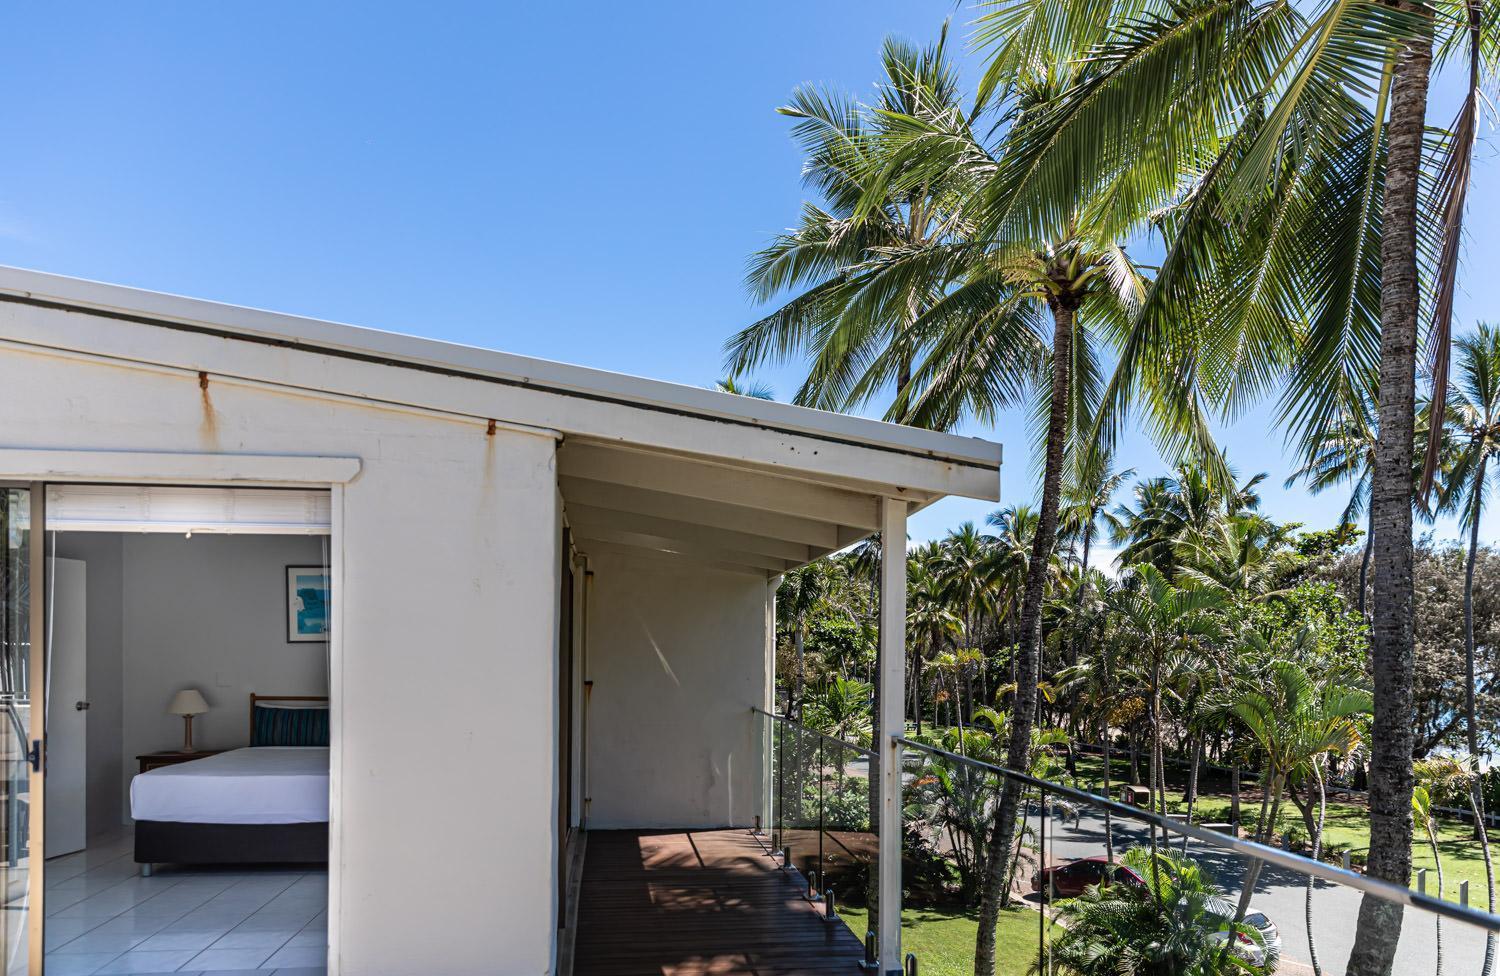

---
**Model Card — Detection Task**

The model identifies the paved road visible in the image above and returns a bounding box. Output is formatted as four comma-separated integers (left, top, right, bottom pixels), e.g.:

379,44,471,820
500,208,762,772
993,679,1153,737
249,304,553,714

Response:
1034,805,1494,975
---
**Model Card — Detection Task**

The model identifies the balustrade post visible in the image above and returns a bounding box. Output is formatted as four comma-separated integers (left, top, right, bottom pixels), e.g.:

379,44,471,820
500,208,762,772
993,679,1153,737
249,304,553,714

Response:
877,497,907,975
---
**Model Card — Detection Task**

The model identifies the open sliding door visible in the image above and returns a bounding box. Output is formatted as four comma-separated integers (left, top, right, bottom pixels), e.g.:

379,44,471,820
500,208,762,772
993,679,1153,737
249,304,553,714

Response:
1,485,43,976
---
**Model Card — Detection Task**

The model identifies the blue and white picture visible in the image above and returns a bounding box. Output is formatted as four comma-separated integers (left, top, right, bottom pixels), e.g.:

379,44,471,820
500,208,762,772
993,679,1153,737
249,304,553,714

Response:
286,566,330,642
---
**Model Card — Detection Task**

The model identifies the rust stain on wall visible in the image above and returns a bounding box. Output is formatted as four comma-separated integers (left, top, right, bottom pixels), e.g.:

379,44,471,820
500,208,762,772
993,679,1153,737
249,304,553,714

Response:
480,418,499,499
197,371,220,449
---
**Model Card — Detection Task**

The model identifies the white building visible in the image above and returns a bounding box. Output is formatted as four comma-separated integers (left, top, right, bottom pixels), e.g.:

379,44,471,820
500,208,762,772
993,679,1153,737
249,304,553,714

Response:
0,267,1001,975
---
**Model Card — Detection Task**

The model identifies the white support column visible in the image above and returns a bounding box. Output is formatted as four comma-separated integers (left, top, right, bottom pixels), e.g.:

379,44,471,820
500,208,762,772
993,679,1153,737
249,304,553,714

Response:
878,496,907,975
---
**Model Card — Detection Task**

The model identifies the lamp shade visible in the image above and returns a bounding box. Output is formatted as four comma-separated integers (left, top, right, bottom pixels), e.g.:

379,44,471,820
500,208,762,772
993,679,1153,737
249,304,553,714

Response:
167,689,209,717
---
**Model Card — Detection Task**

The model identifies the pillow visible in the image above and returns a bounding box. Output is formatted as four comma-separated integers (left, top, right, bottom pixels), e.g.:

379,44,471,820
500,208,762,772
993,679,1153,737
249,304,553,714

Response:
252,704,329,747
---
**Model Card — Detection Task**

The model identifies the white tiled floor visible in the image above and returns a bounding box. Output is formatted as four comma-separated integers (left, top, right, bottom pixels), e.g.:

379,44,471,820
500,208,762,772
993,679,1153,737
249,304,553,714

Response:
42,832,327,975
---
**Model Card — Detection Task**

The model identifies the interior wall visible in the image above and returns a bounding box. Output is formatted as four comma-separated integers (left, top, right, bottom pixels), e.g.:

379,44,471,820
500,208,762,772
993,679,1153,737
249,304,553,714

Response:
54,532,328,826
584,549,770,829
120,533,328,814
53,533,123,838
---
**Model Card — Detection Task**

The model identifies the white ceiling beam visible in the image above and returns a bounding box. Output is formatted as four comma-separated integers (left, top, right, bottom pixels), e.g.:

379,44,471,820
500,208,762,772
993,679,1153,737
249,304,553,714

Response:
558,442,880,530
559,476,841,549
573,540,773,579
572,526,793,574
566,504,813,564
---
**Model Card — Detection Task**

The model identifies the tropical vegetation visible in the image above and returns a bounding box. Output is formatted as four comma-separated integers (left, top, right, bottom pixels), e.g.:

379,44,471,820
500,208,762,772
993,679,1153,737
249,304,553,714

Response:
735,2,1500,971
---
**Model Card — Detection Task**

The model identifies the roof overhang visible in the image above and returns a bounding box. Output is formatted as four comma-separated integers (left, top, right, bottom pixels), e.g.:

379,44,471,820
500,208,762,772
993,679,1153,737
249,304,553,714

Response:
0,266,1003,573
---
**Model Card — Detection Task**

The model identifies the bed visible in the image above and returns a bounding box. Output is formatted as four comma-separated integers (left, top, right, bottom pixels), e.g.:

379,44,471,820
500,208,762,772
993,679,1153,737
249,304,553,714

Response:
133,694,329,873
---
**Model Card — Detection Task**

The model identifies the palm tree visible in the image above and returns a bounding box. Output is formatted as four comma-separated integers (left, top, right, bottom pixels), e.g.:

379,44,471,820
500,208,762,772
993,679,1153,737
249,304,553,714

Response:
932,523,1002,718
1436,323,1500,769
1229,660,1370,971
1411,782,1447,976
731,36,1155,970
1284,384,1378,614
1057,449,1133,712
1174,514,1297,601
1111,461,1264,577
711,376,774,399
908,554,960,735
1055,615,1125,861
1045,847,1272,976
1059,450,1132,583
724,30,975,404
803,677,874,757
1108,565,1227,859
777,563,839,720
947,0,1494,961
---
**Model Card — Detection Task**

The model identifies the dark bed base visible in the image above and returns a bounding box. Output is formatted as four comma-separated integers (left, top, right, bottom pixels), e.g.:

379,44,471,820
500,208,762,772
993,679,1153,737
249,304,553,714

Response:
134,820,328,873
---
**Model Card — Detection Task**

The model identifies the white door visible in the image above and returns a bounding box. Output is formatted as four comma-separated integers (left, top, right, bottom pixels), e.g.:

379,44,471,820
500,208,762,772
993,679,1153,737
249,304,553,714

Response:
44,557,85,858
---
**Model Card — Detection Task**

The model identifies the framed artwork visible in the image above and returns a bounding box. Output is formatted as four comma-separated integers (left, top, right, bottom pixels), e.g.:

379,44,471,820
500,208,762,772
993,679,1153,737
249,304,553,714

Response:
286,566,330,643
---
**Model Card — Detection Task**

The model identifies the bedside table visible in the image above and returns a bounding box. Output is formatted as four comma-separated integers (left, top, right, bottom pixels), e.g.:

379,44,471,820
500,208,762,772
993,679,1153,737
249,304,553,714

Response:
137,750,224,774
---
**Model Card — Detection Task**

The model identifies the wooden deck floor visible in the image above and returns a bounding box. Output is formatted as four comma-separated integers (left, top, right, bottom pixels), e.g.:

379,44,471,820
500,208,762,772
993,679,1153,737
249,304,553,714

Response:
572,828,868,976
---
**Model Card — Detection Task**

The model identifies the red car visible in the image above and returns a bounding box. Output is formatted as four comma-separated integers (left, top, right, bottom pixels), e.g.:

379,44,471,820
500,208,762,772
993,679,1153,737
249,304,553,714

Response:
1030,856,1147,899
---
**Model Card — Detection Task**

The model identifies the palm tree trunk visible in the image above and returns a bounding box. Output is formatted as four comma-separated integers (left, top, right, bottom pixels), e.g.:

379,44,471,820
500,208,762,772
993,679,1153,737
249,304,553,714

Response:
906,653,918,737
1181,733,1203,856
1469,784,1496,976
1348,17,1431,975
975,298,1074,976
1307,760,1329,976
1101,634,1115,863
793,627,807,721
1225,771,1285,968
1359,502,1374,618
1426,817,1445,976
1464,456,1486,762
1102,724,1115,863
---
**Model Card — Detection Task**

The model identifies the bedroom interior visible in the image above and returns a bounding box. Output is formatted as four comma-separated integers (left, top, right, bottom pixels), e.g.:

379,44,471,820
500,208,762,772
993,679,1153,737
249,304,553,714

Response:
35,485,333,975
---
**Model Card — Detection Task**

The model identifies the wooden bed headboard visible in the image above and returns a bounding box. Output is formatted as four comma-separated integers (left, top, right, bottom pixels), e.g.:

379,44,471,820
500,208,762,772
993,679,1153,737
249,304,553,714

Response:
248,694,330,741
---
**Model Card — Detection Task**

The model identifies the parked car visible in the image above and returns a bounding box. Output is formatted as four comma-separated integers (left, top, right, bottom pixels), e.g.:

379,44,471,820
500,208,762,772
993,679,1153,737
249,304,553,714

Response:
1203,897,1281,967
1030,856,1147,900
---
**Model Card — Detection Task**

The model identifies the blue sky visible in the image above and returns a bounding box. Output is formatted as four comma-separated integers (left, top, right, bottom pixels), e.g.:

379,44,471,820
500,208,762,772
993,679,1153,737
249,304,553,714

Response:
2,1,1496,553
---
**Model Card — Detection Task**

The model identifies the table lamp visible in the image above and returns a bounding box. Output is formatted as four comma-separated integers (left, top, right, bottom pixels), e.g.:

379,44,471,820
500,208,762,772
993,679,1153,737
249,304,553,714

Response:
168,689,209,752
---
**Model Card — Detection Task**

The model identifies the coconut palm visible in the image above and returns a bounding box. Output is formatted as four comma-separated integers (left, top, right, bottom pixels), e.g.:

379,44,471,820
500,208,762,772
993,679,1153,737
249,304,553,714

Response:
1108,565,1228,859
908,556,961,734
951,0,1492,957
1174,514,1298,601
1435,323,1500,768
1059,449,1133,579
1111,461,1265,577
932,523,1006,711
724,29,979,406
1284,384,1378,614
803,677,874,747
1057,449,1133,710
710,376,774,399
777,563,840,720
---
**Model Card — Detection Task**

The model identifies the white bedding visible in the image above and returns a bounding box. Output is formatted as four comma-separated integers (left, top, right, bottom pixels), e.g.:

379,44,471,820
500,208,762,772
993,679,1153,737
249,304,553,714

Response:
130,747,329,825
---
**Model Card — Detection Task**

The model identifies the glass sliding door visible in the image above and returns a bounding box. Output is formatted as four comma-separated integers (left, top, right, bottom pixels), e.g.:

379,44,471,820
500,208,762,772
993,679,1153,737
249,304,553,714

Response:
0,486,40,976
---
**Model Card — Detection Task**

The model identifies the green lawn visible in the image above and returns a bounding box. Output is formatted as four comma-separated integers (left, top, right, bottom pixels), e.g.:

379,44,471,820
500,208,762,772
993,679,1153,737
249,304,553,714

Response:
1068,753,1498,908
838,905,1055,976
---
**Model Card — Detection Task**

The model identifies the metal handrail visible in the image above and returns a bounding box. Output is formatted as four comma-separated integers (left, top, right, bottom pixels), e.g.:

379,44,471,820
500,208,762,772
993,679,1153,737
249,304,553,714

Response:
896,735,1500,935
751,707,879,761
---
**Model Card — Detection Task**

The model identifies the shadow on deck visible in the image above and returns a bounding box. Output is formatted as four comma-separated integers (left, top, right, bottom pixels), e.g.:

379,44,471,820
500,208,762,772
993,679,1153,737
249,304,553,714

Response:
573,828,868,975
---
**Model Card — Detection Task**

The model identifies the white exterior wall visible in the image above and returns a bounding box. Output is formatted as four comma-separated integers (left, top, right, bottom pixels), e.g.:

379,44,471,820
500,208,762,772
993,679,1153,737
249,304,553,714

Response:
0,344,561,975
583,549,769,829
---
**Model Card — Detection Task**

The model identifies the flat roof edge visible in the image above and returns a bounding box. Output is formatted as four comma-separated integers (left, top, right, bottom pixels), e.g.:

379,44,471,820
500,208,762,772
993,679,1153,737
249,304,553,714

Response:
0,266,1002,472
